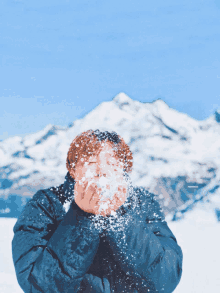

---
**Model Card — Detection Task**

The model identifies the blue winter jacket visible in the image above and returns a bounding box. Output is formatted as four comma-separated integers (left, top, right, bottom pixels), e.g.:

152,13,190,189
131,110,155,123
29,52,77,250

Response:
12,172,183,293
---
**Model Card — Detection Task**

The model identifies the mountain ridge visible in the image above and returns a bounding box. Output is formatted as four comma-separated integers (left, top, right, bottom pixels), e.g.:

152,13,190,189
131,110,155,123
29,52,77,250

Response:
0,92,220,221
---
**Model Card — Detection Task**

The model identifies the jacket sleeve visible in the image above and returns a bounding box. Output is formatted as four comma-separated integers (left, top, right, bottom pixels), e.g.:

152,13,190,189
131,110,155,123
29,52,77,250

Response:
12,190,102,293
105,190,183,293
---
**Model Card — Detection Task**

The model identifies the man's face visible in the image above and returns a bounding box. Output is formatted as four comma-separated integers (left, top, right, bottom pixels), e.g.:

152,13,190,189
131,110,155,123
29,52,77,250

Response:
71,141,126,193
70,141,128,216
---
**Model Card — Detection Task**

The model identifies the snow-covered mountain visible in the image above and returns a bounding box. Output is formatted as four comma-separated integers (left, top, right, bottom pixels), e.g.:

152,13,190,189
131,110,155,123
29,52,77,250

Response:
1,92,220,221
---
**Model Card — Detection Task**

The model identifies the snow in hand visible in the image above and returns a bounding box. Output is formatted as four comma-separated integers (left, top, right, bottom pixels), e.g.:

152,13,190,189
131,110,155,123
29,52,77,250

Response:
79,166,126,213
96,175,121,212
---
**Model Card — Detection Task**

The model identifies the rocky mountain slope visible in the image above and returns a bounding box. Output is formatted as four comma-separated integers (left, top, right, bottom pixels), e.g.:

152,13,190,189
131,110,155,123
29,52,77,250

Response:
1,92,220,220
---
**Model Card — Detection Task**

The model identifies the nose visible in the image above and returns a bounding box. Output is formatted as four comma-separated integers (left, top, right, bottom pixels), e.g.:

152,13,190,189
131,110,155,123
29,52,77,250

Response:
95,173,106,177
95,166,108,177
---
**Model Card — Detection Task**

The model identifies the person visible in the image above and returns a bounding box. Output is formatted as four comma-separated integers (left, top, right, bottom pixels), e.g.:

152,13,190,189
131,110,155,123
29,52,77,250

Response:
12,129,183,293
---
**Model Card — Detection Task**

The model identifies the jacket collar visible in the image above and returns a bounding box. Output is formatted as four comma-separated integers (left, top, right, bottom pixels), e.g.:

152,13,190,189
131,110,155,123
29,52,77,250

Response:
63,171,76,199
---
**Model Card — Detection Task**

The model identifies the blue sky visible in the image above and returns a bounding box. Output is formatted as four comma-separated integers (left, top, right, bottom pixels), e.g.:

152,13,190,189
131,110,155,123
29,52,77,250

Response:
0,0,220,140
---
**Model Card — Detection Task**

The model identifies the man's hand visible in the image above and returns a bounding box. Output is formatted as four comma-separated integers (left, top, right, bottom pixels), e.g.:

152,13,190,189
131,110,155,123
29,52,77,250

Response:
74,179,127,217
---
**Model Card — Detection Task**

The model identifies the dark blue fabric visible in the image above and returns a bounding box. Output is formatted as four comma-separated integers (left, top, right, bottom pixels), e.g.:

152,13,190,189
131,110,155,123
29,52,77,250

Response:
12,172,183,292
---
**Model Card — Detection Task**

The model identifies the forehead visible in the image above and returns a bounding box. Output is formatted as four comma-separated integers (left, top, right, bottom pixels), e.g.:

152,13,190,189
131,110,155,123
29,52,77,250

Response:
88,142,117,161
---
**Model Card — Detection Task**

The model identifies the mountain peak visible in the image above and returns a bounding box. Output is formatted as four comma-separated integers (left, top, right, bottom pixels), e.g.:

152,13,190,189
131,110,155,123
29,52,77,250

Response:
113,92,133,106
153,98,169,108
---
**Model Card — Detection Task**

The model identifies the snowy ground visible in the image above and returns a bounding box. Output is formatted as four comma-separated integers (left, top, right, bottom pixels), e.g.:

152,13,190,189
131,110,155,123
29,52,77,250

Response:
1,203,219,293
0,218,23,293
